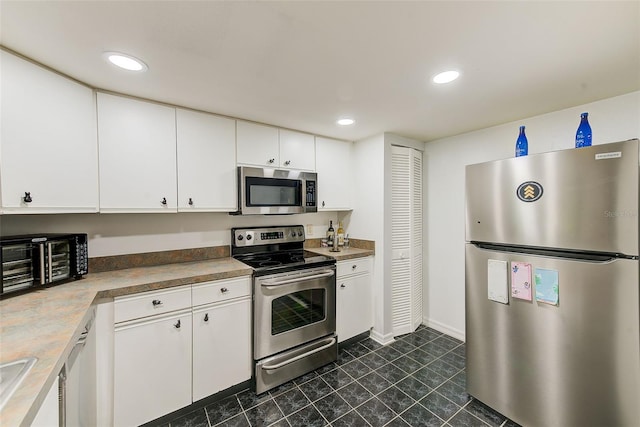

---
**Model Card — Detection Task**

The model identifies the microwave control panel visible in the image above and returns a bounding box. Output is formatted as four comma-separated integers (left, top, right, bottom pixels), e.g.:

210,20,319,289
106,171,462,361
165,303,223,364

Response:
305,180,316,207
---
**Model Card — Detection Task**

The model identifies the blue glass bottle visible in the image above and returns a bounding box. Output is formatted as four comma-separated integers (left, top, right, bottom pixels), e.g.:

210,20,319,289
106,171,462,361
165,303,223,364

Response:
515,126,528,157
575,112,592,148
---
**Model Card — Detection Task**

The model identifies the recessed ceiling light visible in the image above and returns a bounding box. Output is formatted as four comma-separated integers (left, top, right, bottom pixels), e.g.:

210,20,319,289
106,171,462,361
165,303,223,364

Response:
337,118,355,126
104,52,148,72
432,70,460,84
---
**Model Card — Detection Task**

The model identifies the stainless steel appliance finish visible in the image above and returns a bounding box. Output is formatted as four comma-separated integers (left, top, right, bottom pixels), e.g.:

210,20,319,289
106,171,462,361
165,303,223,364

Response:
254,266,336,360
0,233,88,296
255,336,337,395
466,139,639,255
465,139,640,427
234,166,317,215
231,225,337,394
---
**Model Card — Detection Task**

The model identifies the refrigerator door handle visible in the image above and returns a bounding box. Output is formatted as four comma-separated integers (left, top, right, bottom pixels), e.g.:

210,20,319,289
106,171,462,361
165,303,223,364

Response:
471,241,637,262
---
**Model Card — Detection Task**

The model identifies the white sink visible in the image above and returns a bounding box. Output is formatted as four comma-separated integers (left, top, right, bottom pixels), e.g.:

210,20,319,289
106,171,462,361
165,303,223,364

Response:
0,357,37,411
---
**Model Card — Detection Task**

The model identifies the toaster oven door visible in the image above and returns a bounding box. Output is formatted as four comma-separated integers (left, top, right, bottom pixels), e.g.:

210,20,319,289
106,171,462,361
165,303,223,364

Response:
1,242,41,293
46,240,71,282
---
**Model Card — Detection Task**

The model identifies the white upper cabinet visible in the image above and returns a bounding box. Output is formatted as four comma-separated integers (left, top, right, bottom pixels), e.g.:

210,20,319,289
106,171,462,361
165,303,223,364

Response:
0,50,98,214
236,121,315,171
236,121,279,168
176,109,237,212
97,93,177,212
278,129,315,171
315,136,353,210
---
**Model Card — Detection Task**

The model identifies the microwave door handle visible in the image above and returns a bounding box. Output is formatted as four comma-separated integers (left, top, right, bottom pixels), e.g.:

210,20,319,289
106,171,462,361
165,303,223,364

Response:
39,243,46,285
261,270,334,288
47,242,53,283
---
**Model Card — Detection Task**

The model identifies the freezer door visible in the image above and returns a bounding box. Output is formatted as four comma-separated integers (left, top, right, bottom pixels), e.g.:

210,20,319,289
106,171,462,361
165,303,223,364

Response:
466,139,639,255
465,243,640,427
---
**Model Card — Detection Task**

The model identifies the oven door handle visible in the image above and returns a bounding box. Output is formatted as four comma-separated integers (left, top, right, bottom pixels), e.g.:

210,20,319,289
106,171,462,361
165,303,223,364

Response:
261,337,337,371
261,270,335,288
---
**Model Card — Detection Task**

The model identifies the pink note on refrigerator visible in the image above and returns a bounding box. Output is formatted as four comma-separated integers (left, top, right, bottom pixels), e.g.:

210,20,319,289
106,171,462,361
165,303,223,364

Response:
511,262,532,301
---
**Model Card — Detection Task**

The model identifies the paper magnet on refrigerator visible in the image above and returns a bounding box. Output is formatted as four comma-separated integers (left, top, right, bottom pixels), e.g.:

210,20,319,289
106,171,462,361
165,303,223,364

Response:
511,262,532,301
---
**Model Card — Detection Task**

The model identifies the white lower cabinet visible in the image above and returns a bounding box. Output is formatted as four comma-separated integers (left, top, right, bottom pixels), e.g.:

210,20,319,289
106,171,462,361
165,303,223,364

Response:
113,287,192,427
192,297,251,401
31,376,59,427
111,277,252,424
337,257,373,342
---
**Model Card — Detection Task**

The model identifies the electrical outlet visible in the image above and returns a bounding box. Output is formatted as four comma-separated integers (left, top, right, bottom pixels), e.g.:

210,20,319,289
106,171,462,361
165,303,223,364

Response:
306,224,313,236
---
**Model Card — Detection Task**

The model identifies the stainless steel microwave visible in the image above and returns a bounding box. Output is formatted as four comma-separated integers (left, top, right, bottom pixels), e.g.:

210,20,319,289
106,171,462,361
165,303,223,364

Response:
233,166,317,215
0,233,88,296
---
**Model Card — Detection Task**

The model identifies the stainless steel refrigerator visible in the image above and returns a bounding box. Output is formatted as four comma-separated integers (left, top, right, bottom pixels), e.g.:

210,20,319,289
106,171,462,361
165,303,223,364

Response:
465,139,639,427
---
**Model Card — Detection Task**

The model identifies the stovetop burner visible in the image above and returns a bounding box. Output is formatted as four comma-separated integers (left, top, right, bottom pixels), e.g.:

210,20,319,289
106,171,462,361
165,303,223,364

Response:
234,249,333,272
231,225,335,275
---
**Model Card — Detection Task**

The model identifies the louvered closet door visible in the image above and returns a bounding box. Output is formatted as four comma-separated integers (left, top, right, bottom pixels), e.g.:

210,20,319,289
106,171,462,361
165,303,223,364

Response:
391,146,423,336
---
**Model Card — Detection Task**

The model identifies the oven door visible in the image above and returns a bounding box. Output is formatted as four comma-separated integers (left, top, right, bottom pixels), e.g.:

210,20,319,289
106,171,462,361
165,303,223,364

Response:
254,266,336,360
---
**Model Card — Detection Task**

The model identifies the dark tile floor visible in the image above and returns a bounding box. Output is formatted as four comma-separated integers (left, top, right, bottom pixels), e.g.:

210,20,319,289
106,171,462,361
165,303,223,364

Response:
160,326,519,427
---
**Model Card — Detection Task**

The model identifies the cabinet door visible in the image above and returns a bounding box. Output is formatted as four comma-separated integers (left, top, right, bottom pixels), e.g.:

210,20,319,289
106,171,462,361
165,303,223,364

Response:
279,129,315,171
337,273,372,342
176,109,236,211
97,93,177,212
31,376,59,427
192,298,251,401
315,137,353,210
114,310,192,427
0,50,98,213
236,121,279,167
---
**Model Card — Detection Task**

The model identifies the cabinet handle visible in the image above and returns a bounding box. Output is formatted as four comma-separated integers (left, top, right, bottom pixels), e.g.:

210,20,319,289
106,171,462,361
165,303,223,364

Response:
174,319,181,329
188,198,194,206
204,313,209,322
268,158,275,164
23,192,32,203
322,201,325,208
152,299,163,307
284,160,291,166
340,284,346,288
352,265,357,270
220,287,228,294
161,197,167,206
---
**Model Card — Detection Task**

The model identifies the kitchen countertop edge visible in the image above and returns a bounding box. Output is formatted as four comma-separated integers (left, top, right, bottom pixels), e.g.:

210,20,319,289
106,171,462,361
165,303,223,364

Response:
0,257,252,427
306,247,375,261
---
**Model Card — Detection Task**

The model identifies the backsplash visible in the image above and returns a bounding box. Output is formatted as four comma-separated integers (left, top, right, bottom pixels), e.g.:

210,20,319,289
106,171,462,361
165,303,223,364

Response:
89,245,230,273
90,238,375,273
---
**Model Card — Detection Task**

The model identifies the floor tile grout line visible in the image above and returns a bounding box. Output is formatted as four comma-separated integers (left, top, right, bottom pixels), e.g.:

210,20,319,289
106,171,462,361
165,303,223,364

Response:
172,328,478,427
456,400,494,427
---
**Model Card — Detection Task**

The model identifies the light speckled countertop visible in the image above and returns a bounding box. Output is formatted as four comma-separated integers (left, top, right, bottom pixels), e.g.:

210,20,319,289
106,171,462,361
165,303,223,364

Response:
0,249,373,426
306,246,374,260
0,257,251,427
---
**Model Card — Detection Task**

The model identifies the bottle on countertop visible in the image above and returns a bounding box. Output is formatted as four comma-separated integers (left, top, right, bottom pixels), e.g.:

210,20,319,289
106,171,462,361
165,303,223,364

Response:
515,126,528,157
326,220,335,246
575,112,592,148
337,222,345,247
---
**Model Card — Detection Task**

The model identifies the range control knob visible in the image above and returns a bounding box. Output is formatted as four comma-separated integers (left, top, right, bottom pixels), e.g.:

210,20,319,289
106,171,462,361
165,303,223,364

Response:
246,234,252,241
237,235,244,241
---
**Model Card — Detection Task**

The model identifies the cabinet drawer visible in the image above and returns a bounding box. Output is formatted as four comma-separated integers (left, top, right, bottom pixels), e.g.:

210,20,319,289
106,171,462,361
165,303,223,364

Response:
192,276,251,307
114,286,191,323
337,257,372,277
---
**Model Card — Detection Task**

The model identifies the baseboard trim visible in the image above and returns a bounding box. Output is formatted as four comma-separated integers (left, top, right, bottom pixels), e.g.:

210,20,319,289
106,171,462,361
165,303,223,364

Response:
370,328,395,345
424,318,465,342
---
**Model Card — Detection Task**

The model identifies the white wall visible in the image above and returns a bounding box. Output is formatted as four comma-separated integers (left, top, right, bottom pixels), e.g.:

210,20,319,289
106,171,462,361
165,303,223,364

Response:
423,91,640,340
0,211,337,257
348,134,389,341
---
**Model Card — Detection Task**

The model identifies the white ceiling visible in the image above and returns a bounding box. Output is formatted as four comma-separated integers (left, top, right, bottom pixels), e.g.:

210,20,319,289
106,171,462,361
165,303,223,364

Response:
1,1,639,142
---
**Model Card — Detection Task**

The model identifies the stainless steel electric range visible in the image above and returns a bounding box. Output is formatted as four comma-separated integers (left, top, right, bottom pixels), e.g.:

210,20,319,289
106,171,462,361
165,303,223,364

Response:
231,225,338,394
